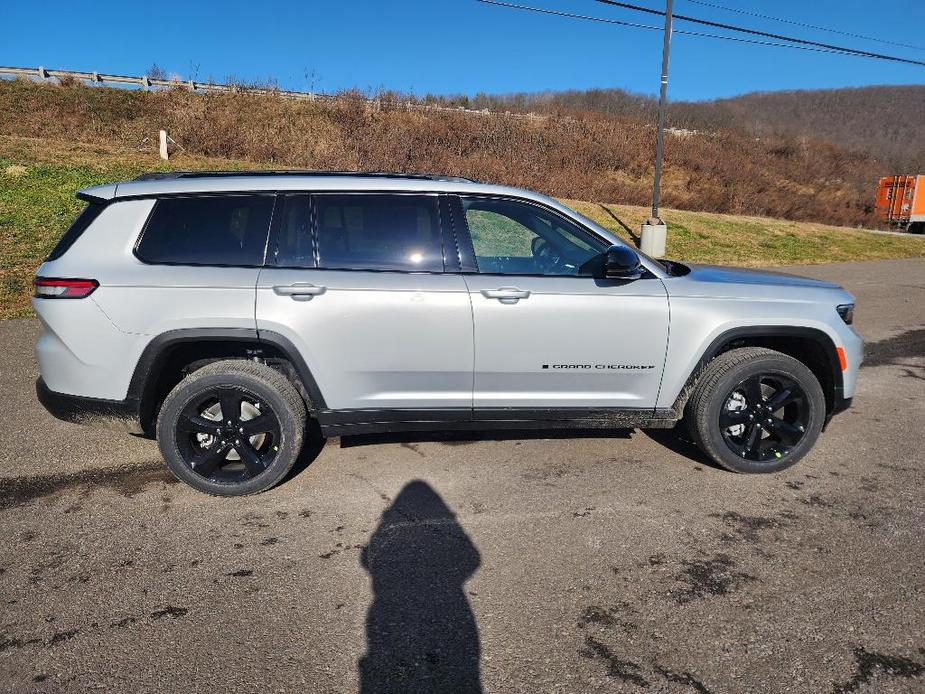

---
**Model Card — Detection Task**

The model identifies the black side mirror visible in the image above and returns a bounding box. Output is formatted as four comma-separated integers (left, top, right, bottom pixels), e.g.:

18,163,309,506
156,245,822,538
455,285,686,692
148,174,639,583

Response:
602,244,643,280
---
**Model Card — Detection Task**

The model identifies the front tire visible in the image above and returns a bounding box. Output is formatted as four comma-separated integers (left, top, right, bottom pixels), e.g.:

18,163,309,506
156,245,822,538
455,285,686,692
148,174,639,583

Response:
157,360,306,496
686,347,826,473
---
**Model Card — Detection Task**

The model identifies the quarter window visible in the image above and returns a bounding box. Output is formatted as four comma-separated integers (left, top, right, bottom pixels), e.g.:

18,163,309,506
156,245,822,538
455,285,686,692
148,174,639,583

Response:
47,202,106,261
313,195,443,272
137,195,274,266
461,197,605,276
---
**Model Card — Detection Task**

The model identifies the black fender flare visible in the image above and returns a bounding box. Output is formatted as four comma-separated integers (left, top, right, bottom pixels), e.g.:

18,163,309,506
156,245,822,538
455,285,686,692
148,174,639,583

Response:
127,328,327,432
672,325,844,415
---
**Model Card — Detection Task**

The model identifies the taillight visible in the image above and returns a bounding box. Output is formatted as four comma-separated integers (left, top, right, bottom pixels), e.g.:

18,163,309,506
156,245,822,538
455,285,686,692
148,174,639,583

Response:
33,277,99,299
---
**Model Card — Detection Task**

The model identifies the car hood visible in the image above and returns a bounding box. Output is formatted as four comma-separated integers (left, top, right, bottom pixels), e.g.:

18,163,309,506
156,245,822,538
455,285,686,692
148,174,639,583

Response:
682,263,842,290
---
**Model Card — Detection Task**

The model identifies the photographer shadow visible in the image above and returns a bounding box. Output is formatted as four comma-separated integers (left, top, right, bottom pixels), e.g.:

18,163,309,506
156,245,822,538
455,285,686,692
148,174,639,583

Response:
359,480,482,694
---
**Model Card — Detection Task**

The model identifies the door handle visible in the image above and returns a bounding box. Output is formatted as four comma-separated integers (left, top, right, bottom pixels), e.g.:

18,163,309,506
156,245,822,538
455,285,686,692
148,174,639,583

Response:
481,287,530,303
273,283,327,300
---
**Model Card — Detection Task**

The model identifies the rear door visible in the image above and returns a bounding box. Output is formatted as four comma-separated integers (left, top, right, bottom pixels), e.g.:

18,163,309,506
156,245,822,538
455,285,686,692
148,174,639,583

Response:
455,195,669,410
256,193,474,412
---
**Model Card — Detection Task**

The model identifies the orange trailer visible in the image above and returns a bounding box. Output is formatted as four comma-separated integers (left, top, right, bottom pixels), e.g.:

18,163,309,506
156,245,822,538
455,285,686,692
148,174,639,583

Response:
875,175,925,233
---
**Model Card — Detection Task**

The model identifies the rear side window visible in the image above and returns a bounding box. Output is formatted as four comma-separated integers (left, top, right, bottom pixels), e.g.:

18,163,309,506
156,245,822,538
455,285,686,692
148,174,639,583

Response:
136,195,274,266
312,194,443,272
273,195,315,268
46,202,106,261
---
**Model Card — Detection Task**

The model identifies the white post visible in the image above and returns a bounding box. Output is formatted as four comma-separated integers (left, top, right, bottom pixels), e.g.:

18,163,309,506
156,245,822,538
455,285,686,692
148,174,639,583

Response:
639,0,673,259
159,129,169,160
639,220,667,257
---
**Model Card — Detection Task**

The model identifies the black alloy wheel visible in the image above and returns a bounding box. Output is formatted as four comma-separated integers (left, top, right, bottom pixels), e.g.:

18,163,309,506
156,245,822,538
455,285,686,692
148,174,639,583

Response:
176,387,282,483
719,373,809,463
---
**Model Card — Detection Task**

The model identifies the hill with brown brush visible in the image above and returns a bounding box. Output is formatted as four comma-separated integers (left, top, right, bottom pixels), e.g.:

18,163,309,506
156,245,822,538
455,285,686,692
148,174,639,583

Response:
442,84,925,174
0,79,886,228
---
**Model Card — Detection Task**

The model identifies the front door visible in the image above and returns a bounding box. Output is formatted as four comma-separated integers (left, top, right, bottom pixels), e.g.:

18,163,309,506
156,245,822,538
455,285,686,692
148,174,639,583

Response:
456,195,669,410
256,193,473,412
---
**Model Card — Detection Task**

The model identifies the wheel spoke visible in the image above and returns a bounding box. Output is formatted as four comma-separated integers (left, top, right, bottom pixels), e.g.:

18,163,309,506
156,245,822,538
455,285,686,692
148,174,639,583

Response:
177,413,222,435
234,440,266,477
741,376,764,407
190,442,230,476
218,390,241,423
239,414,275,436
765,415,804,444
766,386,798,411
742,423,761,459
720,409,749,429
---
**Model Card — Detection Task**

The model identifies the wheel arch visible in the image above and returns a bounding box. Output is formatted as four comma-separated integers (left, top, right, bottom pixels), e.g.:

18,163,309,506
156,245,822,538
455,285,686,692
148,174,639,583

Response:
670,326,843,419
128,328,326,436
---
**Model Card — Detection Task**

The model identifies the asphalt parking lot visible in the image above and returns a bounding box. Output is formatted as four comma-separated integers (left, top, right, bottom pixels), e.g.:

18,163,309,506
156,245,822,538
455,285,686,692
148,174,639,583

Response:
1,258,923,694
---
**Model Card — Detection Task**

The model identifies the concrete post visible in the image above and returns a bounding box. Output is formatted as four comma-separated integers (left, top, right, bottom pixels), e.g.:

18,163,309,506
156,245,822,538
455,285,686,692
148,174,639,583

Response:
640,218,667,258
159,130,169,160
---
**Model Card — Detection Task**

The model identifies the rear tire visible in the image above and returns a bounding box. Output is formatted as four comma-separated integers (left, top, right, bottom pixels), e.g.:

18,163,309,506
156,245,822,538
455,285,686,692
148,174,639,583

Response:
685,347,826,473
157,360,306,496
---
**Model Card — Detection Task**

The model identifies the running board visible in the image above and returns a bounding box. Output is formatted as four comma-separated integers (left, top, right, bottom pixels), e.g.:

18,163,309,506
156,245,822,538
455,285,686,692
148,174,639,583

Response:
316,407,679,437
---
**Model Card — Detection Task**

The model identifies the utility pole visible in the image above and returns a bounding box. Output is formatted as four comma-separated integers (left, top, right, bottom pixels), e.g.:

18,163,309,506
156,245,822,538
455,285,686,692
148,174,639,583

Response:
640,0,673,258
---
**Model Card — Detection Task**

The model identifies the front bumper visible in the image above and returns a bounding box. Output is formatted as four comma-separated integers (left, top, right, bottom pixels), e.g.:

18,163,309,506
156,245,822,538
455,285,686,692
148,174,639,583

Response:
823,385,852,429
36,378,143,434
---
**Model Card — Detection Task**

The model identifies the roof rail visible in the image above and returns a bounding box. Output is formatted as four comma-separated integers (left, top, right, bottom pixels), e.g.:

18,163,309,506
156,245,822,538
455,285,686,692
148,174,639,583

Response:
132,170,478,183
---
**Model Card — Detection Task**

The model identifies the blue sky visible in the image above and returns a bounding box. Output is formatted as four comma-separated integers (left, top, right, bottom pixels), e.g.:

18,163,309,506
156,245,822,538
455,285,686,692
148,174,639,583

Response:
2,0,923,101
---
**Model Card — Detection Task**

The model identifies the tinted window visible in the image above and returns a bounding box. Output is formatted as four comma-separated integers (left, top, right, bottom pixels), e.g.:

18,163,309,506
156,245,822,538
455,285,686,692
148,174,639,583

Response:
137,195,274,266
314,195,443,272
462,197,605,276
47,202,106,261
273,195,315,267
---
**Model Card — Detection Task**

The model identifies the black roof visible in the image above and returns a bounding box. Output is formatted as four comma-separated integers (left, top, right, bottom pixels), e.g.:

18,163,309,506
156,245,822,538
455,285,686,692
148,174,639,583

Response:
133,170,477,183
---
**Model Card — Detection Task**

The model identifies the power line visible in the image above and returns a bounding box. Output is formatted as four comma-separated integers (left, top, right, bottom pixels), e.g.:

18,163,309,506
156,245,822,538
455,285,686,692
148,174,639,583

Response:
686,0,925,53
593,0,925,67
478,0,663,32
476,1,872,59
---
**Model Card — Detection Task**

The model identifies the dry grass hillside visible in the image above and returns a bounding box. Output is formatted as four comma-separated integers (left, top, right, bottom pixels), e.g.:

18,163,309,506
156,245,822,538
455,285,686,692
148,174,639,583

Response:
0,79,886,229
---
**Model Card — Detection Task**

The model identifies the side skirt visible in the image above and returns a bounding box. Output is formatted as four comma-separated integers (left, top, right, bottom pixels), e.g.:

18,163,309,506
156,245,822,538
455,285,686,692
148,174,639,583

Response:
316,407,679,437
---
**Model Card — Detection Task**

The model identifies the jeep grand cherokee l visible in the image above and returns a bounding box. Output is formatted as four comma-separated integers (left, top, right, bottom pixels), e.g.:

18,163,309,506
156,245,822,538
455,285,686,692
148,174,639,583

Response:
33,171,862,495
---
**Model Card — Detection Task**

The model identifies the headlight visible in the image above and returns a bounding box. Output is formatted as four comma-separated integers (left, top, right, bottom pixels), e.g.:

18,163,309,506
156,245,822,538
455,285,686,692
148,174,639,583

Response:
836,304,854,325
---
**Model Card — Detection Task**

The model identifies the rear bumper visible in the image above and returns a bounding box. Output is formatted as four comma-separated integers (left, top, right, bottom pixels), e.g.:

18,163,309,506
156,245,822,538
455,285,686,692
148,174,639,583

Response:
36,378,143,434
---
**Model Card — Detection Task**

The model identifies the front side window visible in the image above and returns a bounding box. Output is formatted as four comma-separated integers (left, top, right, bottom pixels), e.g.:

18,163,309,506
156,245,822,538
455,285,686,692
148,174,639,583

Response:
137,195,274,266
461,197,606,276
313,194,443,272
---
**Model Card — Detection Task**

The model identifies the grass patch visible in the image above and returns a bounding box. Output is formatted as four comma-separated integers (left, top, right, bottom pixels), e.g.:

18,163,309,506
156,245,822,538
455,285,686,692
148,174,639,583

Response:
1,135,923,320
569,200,925,267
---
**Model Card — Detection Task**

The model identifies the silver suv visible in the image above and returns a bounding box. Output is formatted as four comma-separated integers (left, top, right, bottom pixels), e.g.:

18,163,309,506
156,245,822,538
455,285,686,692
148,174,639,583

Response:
33,172,862,495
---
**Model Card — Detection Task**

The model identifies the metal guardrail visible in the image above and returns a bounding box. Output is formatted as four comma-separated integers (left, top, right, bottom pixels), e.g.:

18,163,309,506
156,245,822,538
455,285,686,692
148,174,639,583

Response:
0,65,536,119
1,65,328,101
